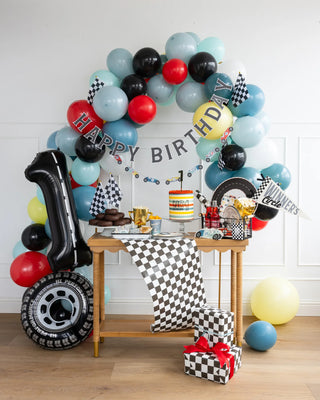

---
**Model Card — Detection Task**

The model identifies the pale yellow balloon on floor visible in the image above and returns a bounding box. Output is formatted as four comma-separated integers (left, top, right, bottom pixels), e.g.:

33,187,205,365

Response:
27,197,48,224
193,101,233,140
251,277,299,325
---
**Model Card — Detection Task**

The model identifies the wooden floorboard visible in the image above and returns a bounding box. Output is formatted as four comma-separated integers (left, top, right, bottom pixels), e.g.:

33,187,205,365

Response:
0,314,319,400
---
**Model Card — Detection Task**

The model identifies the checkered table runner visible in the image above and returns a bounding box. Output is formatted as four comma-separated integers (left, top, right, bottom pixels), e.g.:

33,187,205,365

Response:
121,238,206,332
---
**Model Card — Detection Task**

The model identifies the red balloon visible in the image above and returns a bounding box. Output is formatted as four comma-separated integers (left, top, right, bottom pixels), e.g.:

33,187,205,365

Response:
162,59,188,85
128,95,157,124
10,252,52,287
69,174,98,189
67,100,103,135
252,217,268,231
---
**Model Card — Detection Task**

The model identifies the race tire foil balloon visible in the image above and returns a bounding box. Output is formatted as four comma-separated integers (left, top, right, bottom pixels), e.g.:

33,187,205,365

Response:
25,150,92,272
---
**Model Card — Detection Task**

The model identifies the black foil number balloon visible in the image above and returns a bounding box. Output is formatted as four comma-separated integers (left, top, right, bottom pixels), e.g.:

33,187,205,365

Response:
254,204,279,221
120,74,147,101
75,135,105,163
133,47,161,78
21,223,51,251
25,150,92,272
188,52,217,83
220,144,246,171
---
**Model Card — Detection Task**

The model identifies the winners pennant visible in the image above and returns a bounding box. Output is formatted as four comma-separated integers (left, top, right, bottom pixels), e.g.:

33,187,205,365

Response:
253,177,309,219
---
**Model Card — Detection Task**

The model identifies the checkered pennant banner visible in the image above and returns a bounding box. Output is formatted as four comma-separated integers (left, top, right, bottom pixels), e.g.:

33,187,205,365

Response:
231,73,249,107
89,182,107,217
122,238,206,332
105,174,122,208
87,77,105,105
252,176,272,201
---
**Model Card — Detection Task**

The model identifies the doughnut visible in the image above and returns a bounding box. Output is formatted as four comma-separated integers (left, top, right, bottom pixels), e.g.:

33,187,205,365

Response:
104,213,122,222
105,208,118,215
89,219,99,225
96,213,105,220
95,220,113,227
113,217,132,226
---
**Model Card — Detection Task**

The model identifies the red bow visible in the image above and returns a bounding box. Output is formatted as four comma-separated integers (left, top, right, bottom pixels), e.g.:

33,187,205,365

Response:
184,336,235,378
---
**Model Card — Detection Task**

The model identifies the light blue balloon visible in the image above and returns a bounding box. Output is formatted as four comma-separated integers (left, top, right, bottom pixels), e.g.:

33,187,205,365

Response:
255,110,271,135
72,186,98,221
106,48,134,80
55,126,80,156
12,241,29,258
165,32,197,63
36,186,45,205
93,86,128,122
89,70,120,87
244,321,277,351
71,158,100,186
147,74,174,104
261,163,291,190
186,32,201,45
103,119,138,152
231,116,265,148
197,36,225,63
47,130,58,149
196,136,231,162
176,82,208,112
233,167,261,189
205,161,234,190
228,84,265,117
105,286,111,305
204,73,233,102
158,88,176,106
45,219,51,239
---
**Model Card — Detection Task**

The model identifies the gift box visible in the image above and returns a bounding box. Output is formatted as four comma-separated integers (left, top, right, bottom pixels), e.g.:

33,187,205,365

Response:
193,305,234,347
184,337,242,384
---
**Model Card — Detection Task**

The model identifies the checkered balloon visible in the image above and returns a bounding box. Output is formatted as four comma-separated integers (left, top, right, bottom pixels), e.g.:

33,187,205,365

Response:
231,73,249,107
122,238,207,332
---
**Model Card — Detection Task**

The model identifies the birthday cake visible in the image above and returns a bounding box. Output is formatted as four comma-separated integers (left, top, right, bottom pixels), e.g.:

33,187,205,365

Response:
169,190,194,220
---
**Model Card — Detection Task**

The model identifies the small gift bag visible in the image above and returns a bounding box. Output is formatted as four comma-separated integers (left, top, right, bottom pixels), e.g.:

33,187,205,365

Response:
193,305,234,347
183,336,242,384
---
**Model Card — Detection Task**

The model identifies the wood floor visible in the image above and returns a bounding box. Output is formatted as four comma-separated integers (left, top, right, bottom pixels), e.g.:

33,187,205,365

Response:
0,314,319,400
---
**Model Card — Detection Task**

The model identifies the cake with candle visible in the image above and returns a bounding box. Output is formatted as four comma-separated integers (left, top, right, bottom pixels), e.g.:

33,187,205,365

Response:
169,190,194,220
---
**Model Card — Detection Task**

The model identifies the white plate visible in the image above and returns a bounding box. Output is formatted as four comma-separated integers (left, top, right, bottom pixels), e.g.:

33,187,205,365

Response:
96,226,116,237
153,232,183,239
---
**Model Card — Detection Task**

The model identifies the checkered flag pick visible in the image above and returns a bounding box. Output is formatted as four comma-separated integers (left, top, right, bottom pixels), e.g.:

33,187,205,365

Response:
231,73,249,107
89,182,107,217
87,77,105,105
105,174,123,208
122,238,207,332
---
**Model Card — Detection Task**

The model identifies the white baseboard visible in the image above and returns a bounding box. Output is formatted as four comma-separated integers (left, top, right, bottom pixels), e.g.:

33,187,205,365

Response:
1,298,320,316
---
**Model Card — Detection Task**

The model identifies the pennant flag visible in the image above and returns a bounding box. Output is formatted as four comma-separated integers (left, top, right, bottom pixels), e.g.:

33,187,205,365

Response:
105,174,123,208
89,182,107,216
87,77,105,105
253,176,309,219
231,73,249,107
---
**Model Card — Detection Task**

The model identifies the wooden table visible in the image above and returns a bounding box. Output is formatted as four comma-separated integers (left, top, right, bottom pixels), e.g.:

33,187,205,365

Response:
87,233,249,357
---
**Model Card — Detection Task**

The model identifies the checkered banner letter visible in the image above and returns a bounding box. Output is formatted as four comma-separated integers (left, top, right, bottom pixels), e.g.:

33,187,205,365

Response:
122,238,207,333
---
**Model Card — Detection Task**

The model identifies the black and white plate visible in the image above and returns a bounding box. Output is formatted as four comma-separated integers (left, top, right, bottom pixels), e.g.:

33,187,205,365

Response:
211,178,257,206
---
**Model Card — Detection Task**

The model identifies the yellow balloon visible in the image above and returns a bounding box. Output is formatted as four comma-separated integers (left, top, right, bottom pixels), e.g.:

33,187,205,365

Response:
27,197,48,224
193,101,233,140
251,277,299,325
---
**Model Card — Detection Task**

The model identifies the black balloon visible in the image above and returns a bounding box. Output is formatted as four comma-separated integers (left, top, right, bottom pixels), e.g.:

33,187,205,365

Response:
221,144,246,171
21,223,51,251
188,52,217,83
120,74,147,101
254,204,279,221
75,135,105,163
132,47,161,78
25,150,92,272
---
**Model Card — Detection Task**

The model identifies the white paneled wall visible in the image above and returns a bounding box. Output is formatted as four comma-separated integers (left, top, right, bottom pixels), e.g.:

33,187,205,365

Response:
0,0,319,315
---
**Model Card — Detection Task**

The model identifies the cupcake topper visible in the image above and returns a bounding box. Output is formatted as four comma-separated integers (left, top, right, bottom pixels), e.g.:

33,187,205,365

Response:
179,170,183,191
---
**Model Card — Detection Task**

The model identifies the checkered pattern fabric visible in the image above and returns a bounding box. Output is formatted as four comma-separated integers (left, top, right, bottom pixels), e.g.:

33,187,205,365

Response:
193,306,234,347
105,175,122,208
89,182,107,216
231,73,249,107
252,176,272,201
87,77,105,104
184,345,242,384
122,239,206,332
231,221,245,240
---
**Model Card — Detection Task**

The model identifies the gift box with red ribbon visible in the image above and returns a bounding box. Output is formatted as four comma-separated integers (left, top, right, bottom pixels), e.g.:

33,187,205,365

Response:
193,305,234,347
184,336,242,384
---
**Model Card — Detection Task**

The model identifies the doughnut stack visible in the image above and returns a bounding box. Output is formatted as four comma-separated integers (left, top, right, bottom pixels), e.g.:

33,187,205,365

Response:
89,209,132,227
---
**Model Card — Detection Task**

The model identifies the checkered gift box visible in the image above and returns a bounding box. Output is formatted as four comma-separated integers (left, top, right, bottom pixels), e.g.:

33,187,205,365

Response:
193,305,234,347
184,344,242,384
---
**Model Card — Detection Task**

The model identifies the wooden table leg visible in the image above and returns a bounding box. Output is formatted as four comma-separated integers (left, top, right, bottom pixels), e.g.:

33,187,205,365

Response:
230,250,237,343
93,251,103,357
236,251,243,346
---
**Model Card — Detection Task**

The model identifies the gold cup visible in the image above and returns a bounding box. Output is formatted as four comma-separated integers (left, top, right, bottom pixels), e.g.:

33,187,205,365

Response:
129,207,153,227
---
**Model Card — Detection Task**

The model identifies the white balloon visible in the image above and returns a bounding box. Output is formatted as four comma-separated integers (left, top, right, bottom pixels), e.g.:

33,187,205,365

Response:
245,137,280,170
99,151,130,175
218,59,247,85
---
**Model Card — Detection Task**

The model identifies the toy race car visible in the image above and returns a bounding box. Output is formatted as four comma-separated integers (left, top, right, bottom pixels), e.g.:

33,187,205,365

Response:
187,164,203,177
125,166,139,178
195,228,224,240
143,177,160,185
